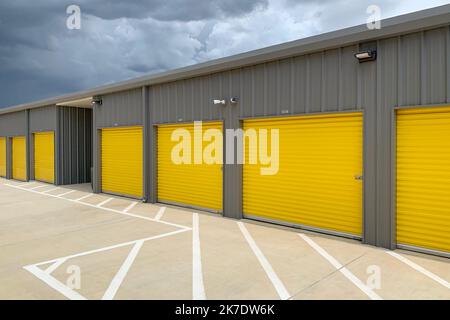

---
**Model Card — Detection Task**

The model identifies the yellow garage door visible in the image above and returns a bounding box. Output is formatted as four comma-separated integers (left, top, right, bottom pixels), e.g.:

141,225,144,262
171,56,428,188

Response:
243,112,363,237
157,122,223,212
397,106,450,254
34,132,55,183
12,136,27,181
101,127,143,198
0,137,6,177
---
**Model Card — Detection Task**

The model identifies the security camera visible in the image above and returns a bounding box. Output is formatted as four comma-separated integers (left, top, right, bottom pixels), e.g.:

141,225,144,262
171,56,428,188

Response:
230,97,238,104
213,99,226,105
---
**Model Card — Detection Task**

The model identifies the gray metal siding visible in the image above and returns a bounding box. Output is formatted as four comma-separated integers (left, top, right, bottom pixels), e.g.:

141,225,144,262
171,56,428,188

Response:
29,105,57,133
57,107,92,185
96,88,143,128
146,25,450,250
0,111,27,136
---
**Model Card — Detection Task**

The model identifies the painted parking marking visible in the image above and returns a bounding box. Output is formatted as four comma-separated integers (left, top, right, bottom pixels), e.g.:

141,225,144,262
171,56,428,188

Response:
42,187,60,194
238,222,290,300
56,190,77,197
96,197,113,208
44,258,67,275
192,213,206,300
298,233,382,300
4,184,191,230
24,264,87,300
24,228,189,300
386,251,450,289
74,194,94,202
30,185,48,190
102,240,144,300
122,201,138,213
154,207,166,221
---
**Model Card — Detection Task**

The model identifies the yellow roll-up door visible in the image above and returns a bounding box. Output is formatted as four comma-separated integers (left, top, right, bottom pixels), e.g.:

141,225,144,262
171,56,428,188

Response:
0,137,6,177
12,136,27,181
34,132,55,183
243,112,363,237
397,106,450,253
101,126,143,198
157,122,223,212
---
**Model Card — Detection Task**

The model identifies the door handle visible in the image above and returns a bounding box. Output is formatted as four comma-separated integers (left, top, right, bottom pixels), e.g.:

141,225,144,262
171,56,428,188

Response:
354,174,363,181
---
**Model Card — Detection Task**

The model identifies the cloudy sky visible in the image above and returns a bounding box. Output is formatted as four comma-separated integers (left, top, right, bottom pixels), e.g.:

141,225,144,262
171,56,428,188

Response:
0,0,449,108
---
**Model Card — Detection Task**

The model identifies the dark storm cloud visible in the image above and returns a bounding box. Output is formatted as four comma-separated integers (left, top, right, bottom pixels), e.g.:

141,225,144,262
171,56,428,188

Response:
78,0,268,21
0,0,447,108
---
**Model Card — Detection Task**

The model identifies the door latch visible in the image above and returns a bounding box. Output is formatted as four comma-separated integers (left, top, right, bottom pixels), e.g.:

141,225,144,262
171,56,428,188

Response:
354,174,363,181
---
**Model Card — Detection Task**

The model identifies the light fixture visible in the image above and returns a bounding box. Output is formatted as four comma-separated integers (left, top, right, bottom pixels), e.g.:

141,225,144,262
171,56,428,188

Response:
91,97,102,106
213,99,226,105
230,97,238,104
354,50,377,63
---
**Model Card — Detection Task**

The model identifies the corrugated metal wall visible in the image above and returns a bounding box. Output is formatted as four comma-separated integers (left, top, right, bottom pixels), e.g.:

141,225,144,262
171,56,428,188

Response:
29,106,57,133
0,111,27,136
145,25,450,248
95,88,143,128
57,107,92,185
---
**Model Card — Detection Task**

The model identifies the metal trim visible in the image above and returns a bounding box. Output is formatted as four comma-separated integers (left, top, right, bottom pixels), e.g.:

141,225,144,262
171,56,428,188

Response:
393,103,450,110
153,119,224,126
101,190,143,201
96,124,143,130
243,214,362,240
239,108,362,121
158,199,222,214
397,244,450,259
390,107,397,250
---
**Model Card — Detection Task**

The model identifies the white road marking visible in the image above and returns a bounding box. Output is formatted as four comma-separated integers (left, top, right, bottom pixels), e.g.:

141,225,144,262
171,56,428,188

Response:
44,258,67,275
102,240,144,300
42,187,60,194
298,233,383,300
192,213,206,300
154,207,166,221
33,228,189,267
122,201,138,213
96,197,113,208
30,185,48,190
74,193,93,202
23,265,87,300
386,251,450,289
238,222,290,300
4,184,191,230
56,190,77,197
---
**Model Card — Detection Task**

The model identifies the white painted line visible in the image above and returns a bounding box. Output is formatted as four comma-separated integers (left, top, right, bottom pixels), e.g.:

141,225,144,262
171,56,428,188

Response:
41,187,60,194
4,184,191,230
192,213,206,300
30,185,48,190
18,182,37,187
102,240,144,300
56,190,77,197
34,228,190,267
96,197,113,208
23,265,87,300
238,222,290,300
122,201,138,213
44,258,67,275
74,193,94,202
386,251,450,289
298,233,382,300
154,207,166,221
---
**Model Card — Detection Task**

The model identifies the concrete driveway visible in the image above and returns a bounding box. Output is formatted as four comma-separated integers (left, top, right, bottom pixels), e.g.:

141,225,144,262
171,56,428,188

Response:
0,177,448,300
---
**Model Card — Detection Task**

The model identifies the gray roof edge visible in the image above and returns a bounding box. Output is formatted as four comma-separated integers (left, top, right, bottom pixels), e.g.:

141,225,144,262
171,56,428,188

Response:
1,4,449,115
